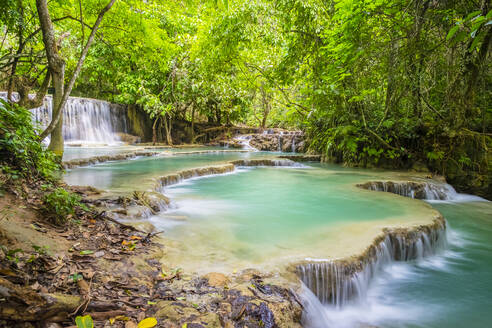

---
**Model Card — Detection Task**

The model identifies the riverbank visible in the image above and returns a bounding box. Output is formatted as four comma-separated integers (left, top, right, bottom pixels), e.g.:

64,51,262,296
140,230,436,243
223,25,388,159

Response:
0,181,303,327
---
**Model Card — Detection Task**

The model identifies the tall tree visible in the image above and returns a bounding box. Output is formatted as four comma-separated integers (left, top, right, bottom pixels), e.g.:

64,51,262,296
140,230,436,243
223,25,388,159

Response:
35,0,116,156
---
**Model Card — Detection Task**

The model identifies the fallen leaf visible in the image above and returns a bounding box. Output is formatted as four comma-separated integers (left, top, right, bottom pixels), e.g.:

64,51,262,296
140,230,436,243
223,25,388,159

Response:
137,317,157,328
80,250,94,255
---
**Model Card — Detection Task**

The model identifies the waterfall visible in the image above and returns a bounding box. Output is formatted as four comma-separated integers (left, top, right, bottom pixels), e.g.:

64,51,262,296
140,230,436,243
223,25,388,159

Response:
297,220,447,308
278,132,283,152
1,92,128,145
233,134,257,151
291,136,296,153
357,181,458,200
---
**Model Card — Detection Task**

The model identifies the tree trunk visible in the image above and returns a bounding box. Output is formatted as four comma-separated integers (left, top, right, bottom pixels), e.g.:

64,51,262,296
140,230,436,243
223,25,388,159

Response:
163,113,173,146
36,0,116,156
36,0,67,156
191,104,195,143
48,63,65,156
152,116,160,145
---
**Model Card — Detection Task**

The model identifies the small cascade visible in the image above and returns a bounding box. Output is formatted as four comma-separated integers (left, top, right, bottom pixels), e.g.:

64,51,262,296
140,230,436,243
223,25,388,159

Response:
233,134,257,151
155,164,236,191
357,180,458,200
278,132,283,152
1,92,128,145
291,136,296,153
297,219,447,307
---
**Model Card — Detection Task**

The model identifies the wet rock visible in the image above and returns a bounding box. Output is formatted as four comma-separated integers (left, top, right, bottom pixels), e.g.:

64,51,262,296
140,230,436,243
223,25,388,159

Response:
116,132,141,144
69,185,103,196
246,131,305,152
219,140,244,149
133,191,170,213
236,268,262,283
204,272,230,288
155,301,200,321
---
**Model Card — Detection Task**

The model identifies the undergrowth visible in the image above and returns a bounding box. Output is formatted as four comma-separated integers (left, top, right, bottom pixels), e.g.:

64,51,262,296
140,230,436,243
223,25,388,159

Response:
0,99,59,181
0,100,88,224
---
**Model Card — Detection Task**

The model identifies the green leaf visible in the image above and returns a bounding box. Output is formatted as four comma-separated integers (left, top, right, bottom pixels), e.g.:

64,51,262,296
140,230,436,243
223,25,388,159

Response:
469,35,482,50
465,11,481,22
446,25,460,41
75,315,94,328
79,250,94,255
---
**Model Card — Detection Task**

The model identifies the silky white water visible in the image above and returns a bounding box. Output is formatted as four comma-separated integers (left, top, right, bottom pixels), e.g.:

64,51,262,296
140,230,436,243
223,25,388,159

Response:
0,92,128,145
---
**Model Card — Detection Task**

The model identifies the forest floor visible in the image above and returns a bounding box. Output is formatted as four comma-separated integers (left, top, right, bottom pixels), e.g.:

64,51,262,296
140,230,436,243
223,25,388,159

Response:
0,182,302,328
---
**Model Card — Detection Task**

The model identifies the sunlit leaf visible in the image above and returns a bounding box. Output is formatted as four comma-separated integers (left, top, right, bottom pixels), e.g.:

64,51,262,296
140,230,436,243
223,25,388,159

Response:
137,317,158,328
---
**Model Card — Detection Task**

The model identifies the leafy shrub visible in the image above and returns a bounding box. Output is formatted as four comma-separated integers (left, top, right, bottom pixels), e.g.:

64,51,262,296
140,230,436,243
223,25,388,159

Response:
0,99,59,181
43,187,88,225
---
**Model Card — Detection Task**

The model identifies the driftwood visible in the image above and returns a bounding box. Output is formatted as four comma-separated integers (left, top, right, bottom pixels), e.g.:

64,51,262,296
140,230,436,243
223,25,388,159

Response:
0,277,83,321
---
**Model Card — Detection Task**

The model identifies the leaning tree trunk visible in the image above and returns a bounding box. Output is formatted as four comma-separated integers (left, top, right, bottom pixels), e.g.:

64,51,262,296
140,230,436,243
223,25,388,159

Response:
48,63,65,155
36,0,116,157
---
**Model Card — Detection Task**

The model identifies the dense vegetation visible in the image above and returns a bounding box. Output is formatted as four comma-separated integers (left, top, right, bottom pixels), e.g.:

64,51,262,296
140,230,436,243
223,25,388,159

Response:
0,0,490,196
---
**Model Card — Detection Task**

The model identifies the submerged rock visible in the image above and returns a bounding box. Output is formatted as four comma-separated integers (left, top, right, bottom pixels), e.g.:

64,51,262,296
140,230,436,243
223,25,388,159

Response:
278,155,321,162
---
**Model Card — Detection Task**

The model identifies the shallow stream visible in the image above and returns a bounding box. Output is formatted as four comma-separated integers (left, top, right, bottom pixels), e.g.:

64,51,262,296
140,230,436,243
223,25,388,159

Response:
64,147,492,328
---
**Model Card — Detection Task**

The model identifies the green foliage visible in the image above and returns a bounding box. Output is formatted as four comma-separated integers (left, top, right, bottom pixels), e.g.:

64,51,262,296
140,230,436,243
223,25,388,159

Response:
0,100,59,181
42,187,88,225
75,315,94,328
0,0,489,194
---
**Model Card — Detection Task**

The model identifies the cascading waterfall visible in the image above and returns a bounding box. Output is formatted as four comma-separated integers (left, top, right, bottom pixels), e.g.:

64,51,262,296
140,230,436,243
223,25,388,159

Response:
298,225,447,306
297,218,447,320
357,180,460,200
291,136,296,153
1,92,128,145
